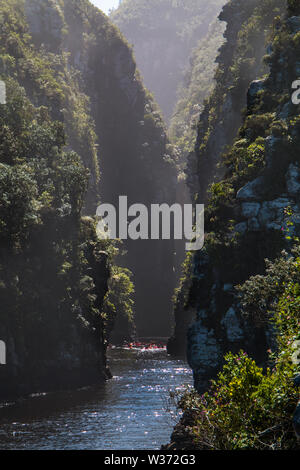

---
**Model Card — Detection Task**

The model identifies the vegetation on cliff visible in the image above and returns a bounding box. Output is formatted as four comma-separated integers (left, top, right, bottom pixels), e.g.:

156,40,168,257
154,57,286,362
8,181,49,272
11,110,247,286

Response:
111,0,225,122
168,0,300,450
186,0,286,199
175,246,300,449
0,49,109,395
169,19,225,168
0,0,176,396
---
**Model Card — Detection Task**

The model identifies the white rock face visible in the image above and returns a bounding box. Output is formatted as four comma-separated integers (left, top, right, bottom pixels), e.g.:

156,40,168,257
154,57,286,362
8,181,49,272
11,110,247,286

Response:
292,340,300,365
187,321,221,372
0,80,6,104
221,307,244,342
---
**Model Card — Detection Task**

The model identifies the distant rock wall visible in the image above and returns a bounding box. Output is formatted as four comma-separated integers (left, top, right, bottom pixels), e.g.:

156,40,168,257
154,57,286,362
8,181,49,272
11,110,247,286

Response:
111,0,225,122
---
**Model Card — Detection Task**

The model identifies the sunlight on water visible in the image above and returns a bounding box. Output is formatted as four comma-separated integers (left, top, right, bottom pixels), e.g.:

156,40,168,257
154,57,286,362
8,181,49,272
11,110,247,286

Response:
0,348,193,450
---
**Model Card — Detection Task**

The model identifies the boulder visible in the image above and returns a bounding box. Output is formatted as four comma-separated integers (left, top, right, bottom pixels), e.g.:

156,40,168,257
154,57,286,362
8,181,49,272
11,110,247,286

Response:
265,136,281,168
278,101,292,120
187,321,221,391
237,176,265,201
223,283,233,292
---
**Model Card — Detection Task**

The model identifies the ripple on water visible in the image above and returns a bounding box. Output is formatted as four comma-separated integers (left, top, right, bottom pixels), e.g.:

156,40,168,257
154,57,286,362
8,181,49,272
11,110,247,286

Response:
0,349,193,450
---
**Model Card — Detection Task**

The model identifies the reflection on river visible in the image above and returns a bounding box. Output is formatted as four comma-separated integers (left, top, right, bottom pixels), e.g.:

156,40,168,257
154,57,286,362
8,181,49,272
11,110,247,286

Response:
0,347,193,450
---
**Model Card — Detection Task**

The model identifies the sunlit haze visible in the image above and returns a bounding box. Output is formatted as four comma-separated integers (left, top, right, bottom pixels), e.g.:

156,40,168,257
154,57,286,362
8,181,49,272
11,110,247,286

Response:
90,0,120,15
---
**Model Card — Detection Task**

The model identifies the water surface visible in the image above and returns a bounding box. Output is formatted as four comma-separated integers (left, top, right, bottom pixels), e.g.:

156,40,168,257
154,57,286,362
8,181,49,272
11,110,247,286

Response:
0,347,193,450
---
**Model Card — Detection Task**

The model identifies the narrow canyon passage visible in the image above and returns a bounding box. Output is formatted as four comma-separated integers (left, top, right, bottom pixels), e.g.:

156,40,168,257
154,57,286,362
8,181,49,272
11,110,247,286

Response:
1,0,298,453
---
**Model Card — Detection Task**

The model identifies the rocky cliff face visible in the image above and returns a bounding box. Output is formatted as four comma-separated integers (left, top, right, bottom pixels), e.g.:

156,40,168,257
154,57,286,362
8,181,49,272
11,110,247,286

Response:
26,0,178,337
187,0,285,200
0,0,177,398
170,0,300,392
0,0,113,398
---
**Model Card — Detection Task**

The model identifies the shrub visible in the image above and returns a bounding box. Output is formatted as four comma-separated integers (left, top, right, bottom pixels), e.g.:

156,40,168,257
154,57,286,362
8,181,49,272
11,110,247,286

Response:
177,244,300,450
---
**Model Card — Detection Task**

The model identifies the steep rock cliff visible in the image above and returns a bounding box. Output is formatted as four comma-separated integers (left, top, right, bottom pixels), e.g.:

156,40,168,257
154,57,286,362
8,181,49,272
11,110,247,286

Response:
0,0,176,398
169,0,300,391
169,0,284,358
25,0,177,337
0,0,114,398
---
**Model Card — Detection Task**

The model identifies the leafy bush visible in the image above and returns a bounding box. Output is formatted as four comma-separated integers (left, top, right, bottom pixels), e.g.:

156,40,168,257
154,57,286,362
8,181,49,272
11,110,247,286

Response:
101,265,135,345
237,246,300,322
177,245,300,450
288,0,300,15
179,347,298,449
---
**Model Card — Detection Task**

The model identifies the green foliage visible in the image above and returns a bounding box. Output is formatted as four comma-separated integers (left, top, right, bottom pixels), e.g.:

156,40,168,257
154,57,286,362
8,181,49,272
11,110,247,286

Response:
237,247,300,322
102,265,135,345
0,0,117,382
190,0,299,264
169,19,225,165
189,0,286,201
177,245,300,450
0,163,40,245
173,251,193,307
0,0,102,210
180,350,298,449
112,0,224,46
173,3,300,449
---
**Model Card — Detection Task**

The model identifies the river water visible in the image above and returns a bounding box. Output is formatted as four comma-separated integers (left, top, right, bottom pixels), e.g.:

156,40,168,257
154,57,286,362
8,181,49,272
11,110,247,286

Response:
0,347,193,450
